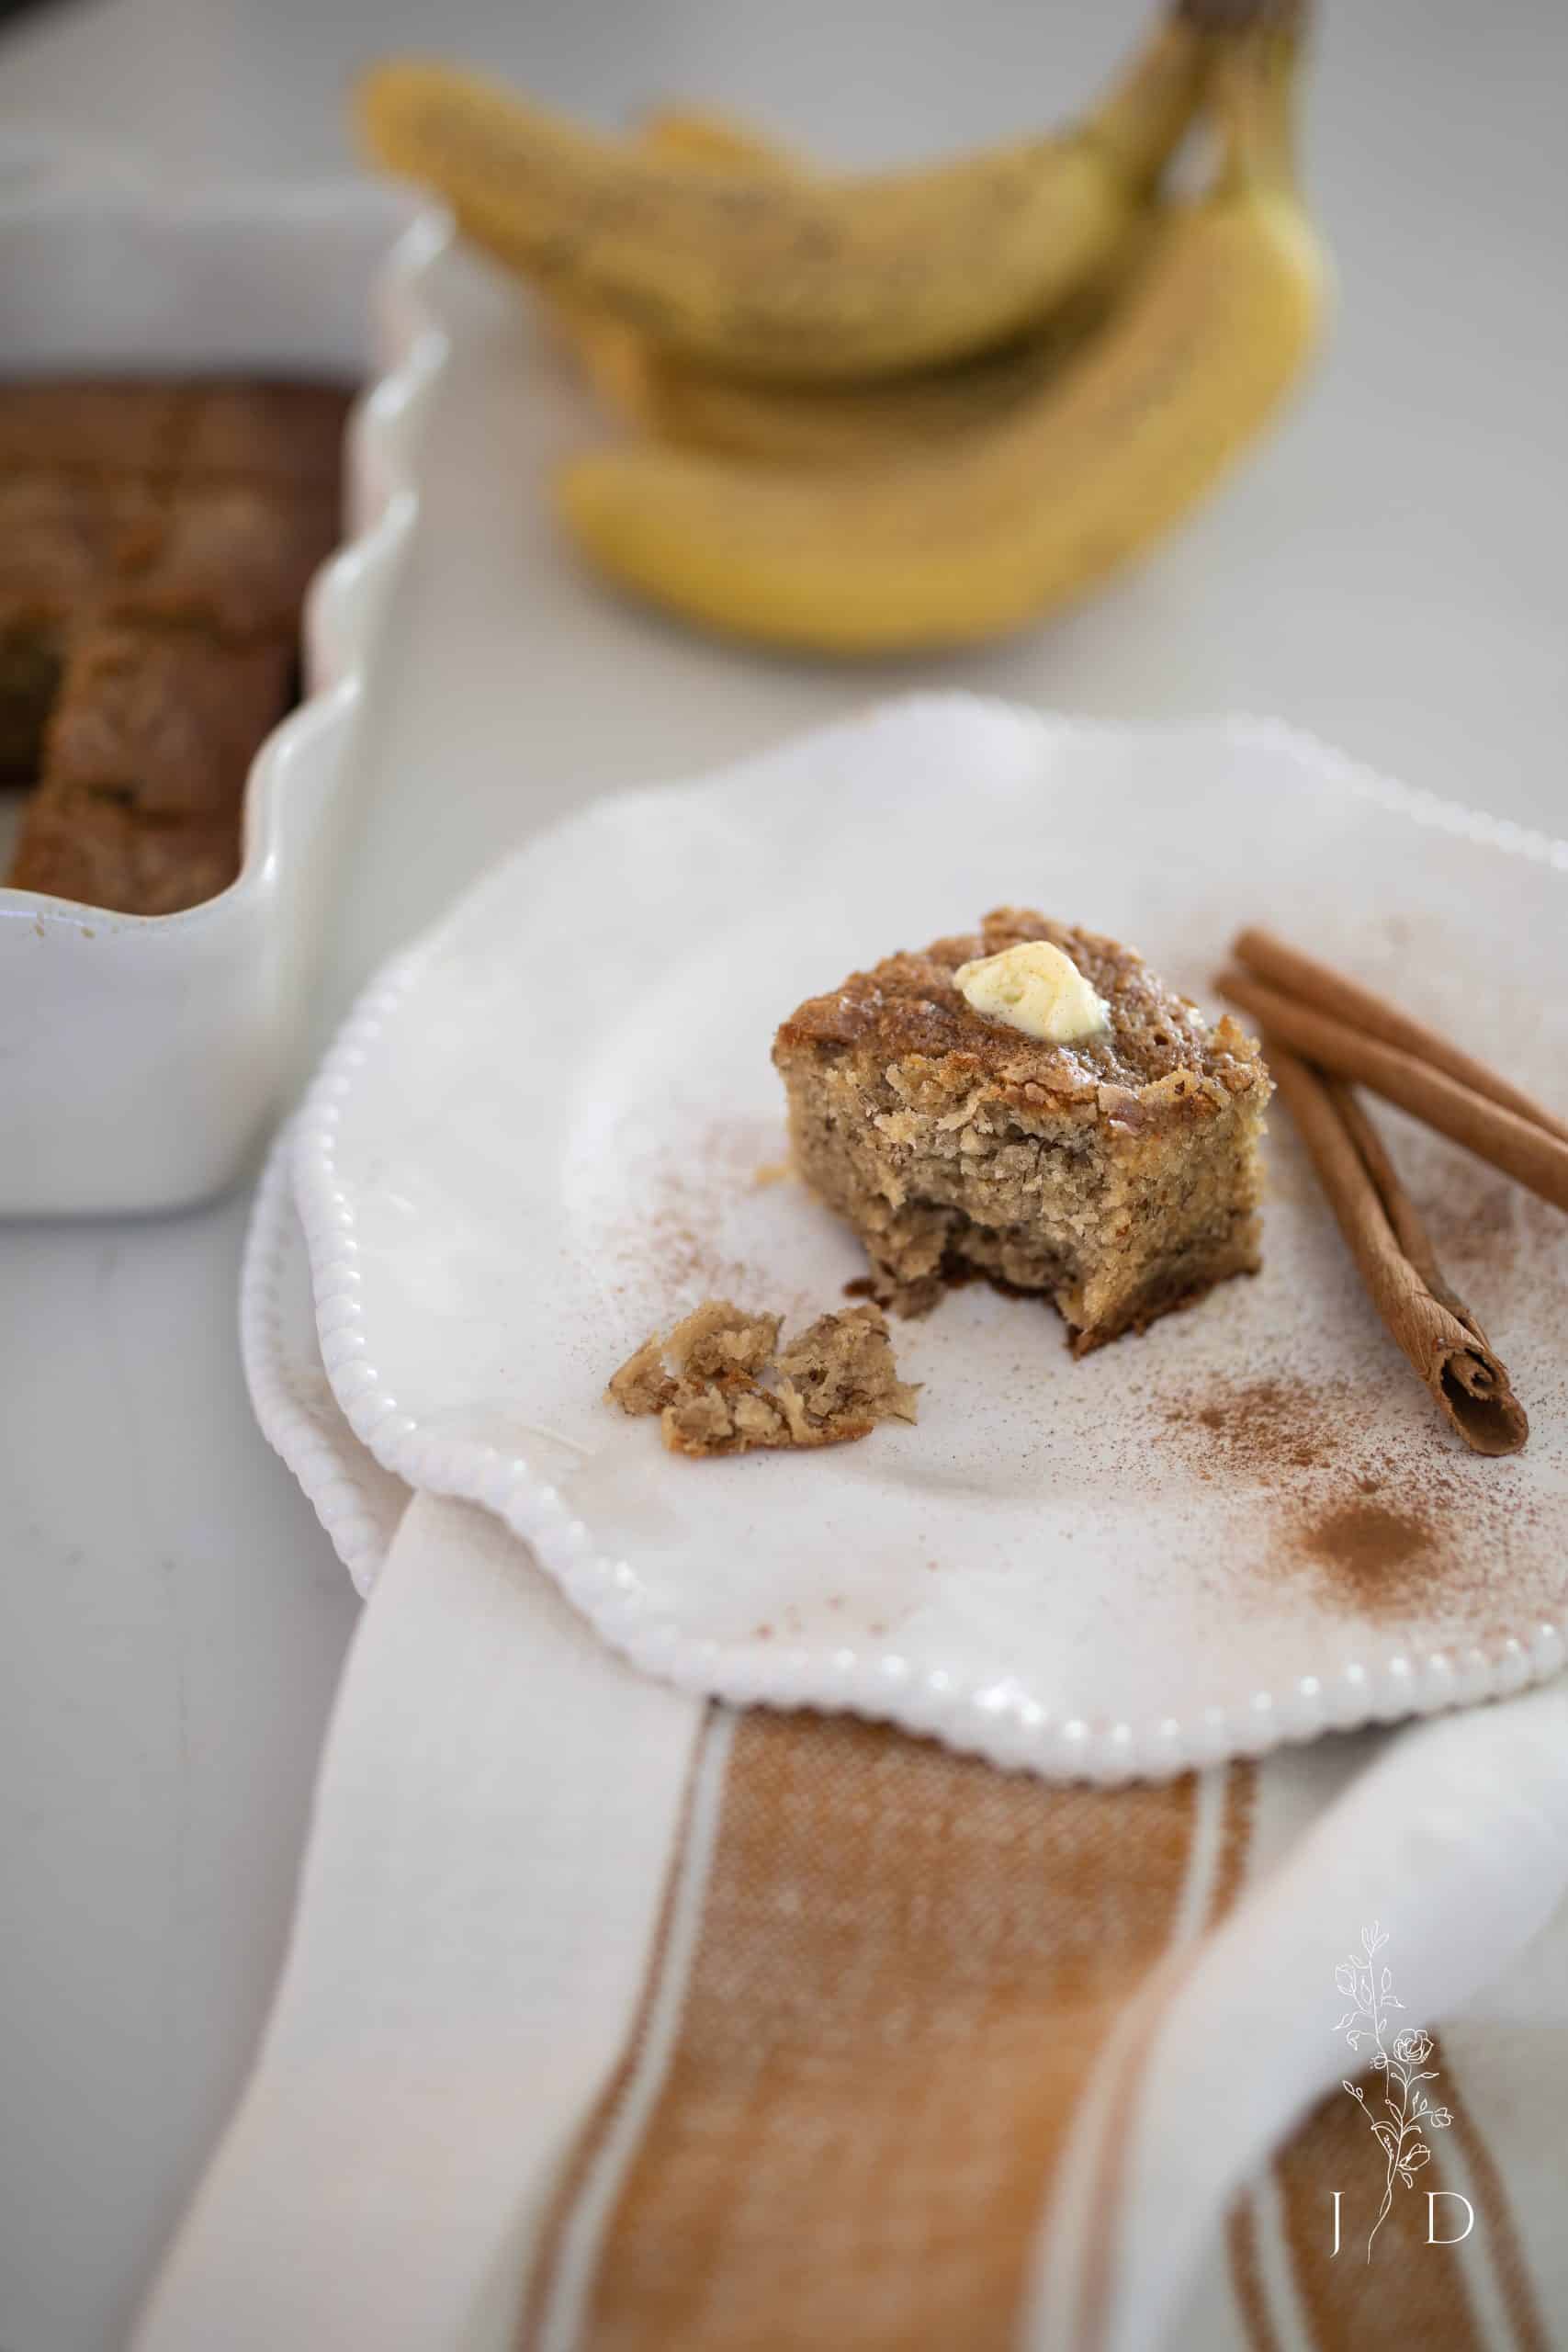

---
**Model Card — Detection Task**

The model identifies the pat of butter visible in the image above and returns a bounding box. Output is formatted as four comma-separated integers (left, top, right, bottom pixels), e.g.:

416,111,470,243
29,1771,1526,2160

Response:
953,939,1110,1044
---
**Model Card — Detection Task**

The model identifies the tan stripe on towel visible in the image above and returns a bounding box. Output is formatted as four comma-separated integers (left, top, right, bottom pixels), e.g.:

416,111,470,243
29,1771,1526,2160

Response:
555,1710,1206,2352
1230,2032,1552,2352
519,1705,721,2350
1227,2194,1286,2352
1272,2053,1487,2348
1205,1761,1258,1928
1074,1761,1258,2348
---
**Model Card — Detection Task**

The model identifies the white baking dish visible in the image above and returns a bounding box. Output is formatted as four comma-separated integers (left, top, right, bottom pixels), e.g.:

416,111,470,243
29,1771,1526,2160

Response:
0,163,448,1216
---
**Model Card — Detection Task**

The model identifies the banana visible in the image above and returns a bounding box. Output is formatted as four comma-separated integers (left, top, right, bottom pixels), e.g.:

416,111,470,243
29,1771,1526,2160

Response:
624,218,1158,468
555,29,1327,654
549,106,801,426
625,104,801,175
558,118,1155,469
553,111,1156,468
357,12,1208,382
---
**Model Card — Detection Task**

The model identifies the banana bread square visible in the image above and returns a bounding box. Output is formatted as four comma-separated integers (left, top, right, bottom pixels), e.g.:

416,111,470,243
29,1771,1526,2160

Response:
0,477,119,616
0,380,352,486
179,383,354,489
773,908,1271,1355
8,789,240,915
46,627,295,819
108,482,338,639
0,616,64,785
0,382,189,477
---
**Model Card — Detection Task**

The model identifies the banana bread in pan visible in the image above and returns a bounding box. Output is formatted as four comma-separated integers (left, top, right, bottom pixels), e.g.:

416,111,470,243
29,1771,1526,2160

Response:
0,379,351,915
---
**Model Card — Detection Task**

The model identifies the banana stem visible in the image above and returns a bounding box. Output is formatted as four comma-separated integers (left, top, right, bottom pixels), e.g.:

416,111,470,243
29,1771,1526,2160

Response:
1210,20,1302,193
1176,0,1307,28
1085,18,1209,190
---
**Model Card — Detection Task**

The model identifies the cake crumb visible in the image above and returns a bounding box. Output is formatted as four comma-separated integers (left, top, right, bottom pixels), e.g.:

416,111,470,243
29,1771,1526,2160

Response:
606,1296,919,1458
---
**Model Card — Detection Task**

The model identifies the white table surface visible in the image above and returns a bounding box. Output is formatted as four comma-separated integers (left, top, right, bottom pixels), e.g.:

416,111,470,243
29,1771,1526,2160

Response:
2,1,1564,2346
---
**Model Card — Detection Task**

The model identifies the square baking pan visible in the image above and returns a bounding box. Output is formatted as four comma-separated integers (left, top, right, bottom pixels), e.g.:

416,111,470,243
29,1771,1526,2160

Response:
0,161,447,1215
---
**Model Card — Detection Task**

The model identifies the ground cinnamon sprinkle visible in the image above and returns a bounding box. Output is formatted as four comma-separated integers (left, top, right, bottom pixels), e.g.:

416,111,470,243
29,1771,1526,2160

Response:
602,1113,797,1313
1423,1165,1524,1291
1157,1367,1551,1628
1294,1498,1434,1605
1179,1377,1335,1475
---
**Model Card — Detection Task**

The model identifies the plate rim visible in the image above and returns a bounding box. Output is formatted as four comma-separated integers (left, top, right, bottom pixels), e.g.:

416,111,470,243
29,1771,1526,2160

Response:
288,696,1568,1782
243,1119,409,1597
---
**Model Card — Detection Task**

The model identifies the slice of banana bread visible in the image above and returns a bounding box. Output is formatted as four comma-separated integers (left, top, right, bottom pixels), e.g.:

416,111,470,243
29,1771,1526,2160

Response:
45,628,297,819
773,908,1271,1355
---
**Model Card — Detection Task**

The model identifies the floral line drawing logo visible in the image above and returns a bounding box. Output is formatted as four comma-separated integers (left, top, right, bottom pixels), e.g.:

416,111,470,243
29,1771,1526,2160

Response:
1335,1921,1453,2261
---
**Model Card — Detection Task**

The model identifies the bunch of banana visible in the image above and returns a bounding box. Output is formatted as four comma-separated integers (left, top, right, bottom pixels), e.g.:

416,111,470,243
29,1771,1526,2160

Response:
558,120,1162,473
358,2,1328,655
359,9,1207,382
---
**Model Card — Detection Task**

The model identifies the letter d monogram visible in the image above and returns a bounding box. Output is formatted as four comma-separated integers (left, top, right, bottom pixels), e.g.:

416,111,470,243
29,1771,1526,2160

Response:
1427,2191,1475,2245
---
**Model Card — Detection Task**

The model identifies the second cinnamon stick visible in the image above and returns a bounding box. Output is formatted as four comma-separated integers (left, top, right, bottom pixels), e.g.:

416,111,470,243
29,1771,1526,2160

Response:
1267,1045,1528,1456
1218,967,1568,1216
1233,926,1568,1148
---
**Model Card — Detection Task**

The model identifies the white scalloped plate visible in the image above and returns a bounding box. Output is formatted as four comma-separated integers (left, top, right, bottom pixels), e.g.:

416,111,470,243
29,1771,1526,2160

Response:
288,696,1568,1781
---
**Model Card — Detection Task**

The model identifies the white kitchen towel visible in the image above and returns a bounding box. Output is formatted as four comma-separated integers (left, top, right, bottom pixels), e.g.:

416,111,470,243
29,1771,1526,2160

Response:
135,1482,1568,2352
135,1494,703,2352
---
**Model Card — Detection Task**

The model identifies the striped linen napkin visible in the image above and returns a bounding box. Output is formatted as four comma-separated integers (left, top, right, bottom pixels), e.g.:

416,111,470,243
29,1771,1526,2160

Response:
137,1493,1568,2352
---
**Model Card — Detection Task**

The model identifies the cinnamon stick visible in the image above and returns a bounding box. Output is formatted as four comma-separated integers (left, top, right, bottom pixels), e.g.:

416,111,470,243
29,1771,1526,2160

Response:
1233,927,1568,1147
1266,1045,1528,1455
1217,967,1568,1216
